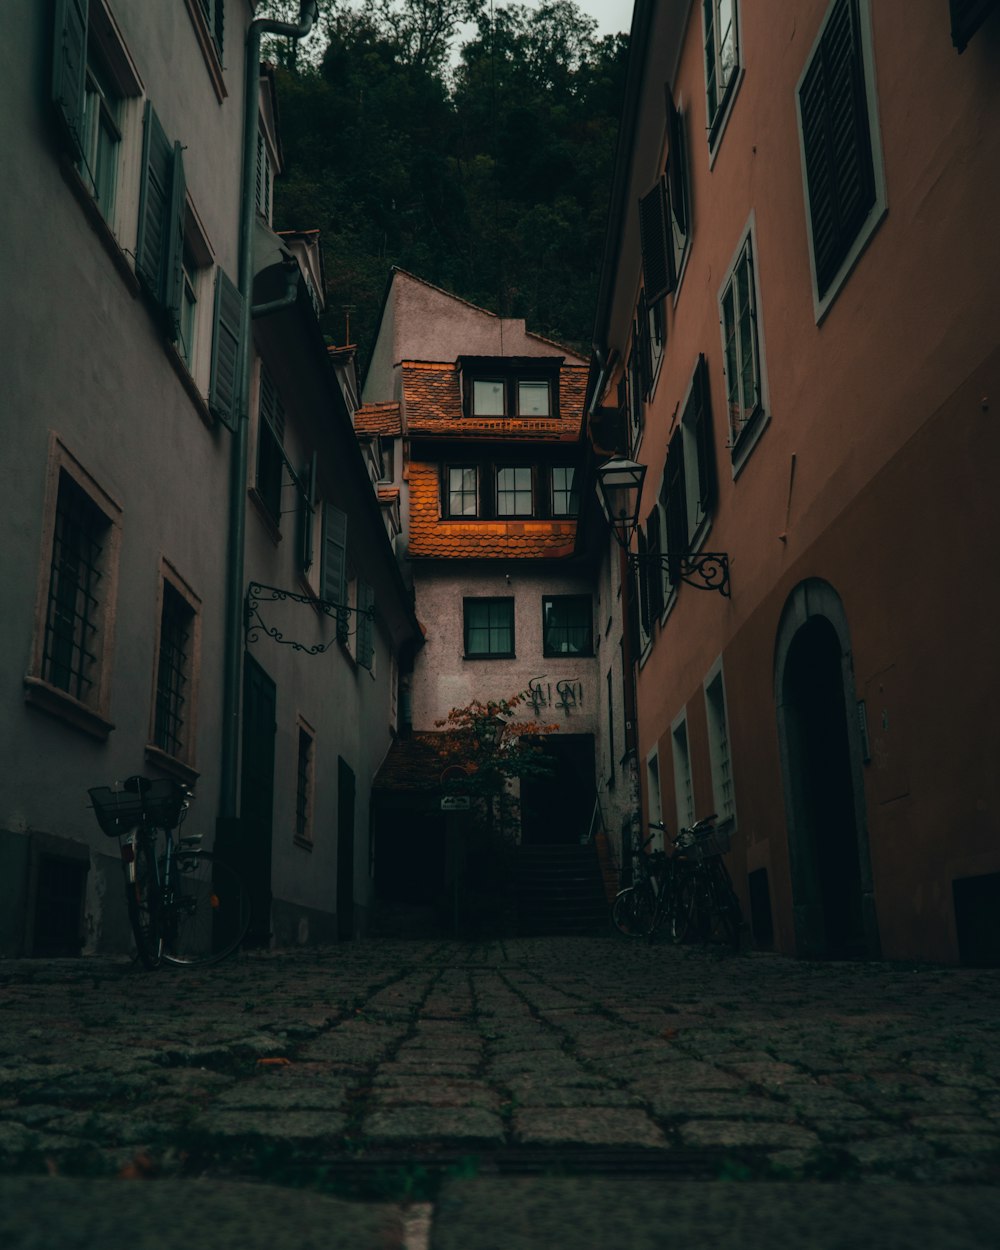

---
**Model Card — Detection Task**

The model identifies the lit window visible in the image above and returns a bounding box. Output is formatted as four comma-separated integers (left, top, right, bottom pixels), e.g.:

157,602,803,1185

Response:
496,467,532,517
464,598,515,658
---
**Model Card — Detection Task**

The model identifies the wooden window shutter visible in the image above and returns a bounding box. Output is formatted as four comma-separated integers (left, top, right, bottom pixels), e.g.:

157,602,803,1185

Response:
136,103,175,303
357,582,375,671
164,144,187,341
213,0,225,56
51,0,88,161
298,453,317,572
636,528,651,639
951,0,997,51
638,178,676,305
322,503,348,609
209,269,243,428
646,509,664,620
666,86,688,235
799,0,875,299
637,297,653,399
664,428,688,582
692,353,718,515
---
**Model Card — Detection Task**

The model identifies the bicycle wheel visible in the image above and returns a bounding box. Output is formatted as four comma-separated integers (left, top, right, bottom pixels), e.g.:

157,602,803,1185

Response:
611,885,654,938
710,862,744,952
125,833,162,970
161,852,250,966
669,869,700,944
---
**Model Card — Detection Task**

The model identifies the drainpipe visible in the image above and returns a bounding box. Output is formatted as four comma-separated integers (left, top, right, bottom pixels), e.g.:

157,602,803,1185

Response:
219,1,318,822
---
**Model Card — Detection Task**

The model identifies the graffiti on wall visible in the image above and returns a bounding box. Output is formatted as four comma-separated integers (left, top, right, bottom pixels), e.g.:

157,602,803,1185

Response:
529,677,584,716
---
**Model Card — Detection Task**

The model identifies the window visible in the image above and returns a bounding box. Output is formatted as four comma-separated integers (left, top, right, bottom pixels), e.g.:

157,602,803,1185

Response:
446,466,478,518
551,467,580,517
151,572,200,772
797,0,886,317
951,0,998,51
639,180,676,307
79,49,122,220
473,379,505,416
295,721,315,845
518,380,550,416
705,665,736,826
322,502,348,610
543,596,592,657
496,467,533,517
606,668,616,790
646,749,663,849
209,269,244,427
720,232,767,461
464,598,515,659
667,88,691,272
26,443,122,739
661,355,717,578
703,0,741,145
136,103,187,336
256,364,285,523
671,714,695,830
198,0,225,56
625,347,643,451
357,581,376,672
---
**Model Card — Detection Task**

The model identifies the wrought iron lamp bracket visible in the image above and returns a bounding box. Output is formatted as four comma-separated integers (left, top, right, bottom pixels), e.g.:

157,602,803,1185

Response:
628,552,731,598
244,581,372,654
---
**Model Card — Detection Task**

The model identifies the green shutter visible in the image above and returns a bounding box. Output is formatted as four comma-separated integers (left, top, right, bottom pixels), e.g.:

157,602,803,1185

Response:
664,427,688,582
646,510,664,621
357,582,375,671
298,453,317,571
692,354,717,515
666,86,688,235
51,0,88,161
209,269,243,428
322,504,348,608
136,102,174,302
212,0,225,56
164,143,187,341
638,178,675,305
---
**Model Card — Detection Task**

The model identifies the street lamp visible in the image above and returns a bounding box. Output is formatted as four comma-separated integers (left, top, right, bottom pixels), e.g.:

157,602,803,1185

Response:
595,457,647,551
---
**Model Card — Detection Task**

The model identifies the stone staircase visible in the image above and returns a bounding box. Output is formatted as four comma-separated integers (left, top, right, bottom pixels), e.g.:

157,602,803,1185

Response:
514,843,609,935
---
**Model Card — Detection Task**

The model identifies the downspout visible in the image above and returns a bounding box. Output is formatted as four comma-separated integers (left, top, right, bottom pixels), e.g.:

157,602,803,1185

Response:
219,1,318,821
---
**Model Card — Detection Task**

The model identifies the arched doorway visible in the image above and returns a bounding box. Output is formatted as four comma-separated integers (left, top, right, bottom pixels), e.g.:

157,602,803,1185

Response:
774,580,879,959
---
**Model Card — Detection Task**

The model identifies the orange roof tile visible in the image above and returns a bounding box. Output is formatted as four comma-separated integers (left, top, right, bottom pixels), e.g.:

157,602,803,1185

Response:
406,462,577,559
355,402,402,436
377,486,400,502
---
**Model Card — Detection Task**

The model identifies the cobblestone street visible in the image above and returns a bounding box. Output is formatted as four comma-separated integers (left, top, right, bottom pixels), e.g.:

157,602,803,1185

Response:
2,938,1000,1246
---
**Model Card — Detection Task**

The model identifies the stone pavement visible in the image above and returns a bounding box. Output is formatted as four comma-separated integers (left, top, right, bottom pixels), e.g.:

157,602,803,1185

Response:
1,937,999,1247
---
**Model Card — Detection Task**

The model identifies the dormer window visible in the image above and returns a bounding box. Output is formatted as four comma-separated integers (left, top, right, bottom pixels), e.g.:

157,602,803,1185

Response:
517,380,550,416
473,379,505,416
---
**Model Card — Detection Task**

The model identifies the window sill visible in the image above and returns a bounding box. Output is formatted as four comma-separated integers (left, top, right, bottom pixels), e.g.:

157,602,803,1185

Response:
183,0,227,103
59,156,141,299
144,743,200,787
248,488,282,544
23,676,114,741
463,654,516,662
293,835,314,852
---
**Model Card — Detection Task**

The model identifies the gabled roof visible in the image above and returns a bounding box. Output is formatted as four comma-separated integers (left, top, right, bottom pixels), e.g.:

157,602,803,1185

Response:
373,732,455,791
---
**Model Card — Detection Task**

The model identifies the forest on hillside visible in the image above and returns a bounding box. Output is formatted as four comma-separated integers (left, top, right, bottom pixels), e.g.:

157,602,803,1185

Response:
257,1,629,369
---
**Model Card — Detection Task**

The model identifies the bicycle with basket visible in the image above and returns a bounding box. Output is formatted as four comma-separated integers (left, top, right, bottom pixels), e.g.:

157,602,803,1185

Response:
89,775,250,969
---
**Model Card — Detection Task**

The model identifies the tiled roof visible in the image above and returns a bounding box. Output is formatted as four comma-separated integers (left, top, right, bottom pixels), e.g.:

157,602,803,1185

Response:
373,733,458,792
355,402,402,436
407,463,577,559
402,362,586,441
377,486,400,502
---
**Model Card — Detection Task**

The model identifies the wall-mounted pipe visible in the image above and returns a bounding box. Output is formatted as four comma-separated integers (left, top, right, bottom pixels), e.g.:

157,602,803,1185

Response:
219,1,318,822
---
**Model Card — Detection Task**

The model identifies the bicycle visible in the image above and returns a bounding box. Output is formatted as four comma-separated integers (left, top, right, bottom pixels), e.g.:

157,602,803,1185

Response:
668,814,743,951
611,829,660,938
89,775,250,969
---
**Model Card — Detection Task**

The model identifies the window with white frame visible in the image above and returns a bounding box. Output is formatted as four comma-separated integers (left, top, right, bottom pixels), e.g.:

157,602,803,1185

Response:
551,466,580,517
705,665,736,826
703,0,741,146
26,442,122,739
797,0,886,318
472,379,505,416
720,232,766,460
666,87,691,277
671,714,696,830
517,380,550,416
496,466,533,517
446,466,478,518
661,355,717,583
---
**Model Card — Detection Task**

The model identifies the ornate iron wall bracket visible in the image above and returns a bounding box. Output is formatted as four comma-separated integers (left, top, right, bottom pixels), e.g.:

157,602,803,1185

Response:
244,581,372,654
629,552,731,598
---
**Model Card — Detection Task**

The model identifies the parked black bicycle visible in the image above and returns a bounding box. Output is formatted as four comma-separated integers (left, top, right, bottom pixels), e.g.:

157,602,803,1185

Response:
88,776,250,969
661,814,743,951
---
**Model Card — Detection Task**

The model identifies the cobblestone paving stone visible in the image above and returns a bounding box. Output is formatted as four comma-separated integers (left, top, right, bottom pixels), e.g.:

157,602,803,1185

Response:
0,936,998,1197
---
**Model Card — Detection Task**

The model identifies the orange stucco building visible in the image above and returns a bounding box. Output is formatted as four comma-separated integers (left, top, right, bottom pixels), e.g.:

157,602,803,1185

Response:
587,0,1000,962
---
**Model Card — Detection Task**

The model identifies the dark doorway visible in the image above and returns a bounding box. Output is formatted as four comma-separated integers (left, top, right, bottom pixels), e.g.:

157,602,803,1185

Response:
375,802,447,905
954,872,1000,967
240,655,276,945
782,615,867,957
520,734,597,845
337,757,356,940
32,855,87,956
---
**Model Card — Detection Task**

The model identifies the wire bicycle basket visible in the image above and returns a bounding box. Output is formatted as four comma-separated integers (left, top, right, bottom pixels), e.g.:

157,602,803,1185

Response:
88,778,187,837
676,823,731,861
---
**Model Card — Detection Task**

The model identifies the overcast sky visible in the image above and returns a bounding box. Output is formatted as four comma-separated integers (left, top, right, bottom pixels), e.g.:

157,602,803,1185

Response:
575,0,635,37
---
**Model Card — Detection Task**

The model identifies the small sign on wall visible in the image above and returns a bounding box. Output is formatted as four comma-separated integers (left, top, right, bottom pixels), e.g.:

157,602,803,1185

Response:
441,795,471,811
